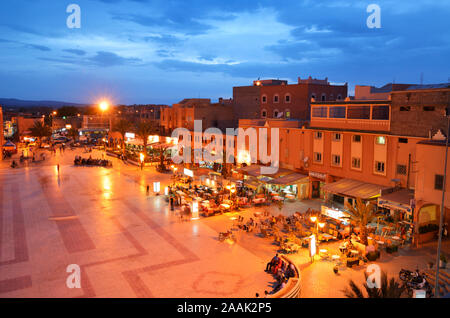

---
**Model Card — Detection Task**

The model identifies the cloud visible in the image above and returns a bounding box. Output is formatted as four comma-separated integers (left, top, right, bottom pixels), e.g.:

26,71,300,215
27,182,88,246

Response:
63,49,87,56
88,51,142,67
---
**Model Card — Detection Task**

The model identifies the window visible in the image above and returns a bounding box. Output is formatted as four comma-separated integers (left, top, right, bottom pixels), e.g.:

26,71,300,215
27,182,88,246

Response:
285,110,291,118
311,94,316,100
314,152,322,163
375,161,385,173
397,164,407,175
372,105,390,120
423,106,435,111
332,155,341,166
375,136,386,145
347,106,370,119
352,157,361,169
285,94,291,103
262,95,267,103
312,106,328,118
435,174,444,190
400,106,410,111
337,95,342,100
332,133,341,141
329,106,346,118
273,109,279,117
321,94,326,101
399,138,408,143
352,135,361,143
261,109,267,118
314,131,323,139
273,94,279,103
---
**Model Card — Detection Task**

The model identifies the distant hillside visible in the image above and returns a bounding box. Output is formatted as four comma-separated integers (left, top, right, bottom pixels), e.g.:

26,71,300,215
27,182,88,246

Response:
0,98,88,108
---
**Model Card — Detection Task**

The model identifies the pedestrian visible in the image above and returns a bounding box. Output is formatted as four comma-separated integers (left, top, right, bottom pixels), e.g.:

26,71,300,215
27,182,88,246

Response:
57,164,60,174
146,185,150,196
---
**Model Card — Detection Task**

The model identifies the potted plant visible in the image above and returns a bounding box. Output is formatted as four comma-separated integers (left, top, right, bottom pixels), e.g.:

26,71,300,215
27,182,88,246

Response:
440,253,447,269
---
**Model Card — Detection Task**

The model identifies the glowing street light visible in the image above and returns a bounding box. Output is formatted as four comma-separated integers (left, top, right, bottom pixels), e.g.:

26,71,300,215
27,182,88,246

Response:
310,216,317,223
99,101,109,112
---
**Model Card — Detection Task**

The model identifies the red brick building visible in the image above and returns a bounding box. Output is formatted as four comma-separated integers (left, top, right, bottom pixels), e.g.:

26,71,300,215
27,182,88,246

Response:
256,77,348,120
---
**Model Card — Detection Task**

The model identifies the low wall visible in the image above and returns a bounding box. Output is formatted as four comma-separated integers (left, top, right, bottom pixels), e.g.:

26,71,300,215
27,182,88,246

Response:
418,231,438,244
268,255,301,298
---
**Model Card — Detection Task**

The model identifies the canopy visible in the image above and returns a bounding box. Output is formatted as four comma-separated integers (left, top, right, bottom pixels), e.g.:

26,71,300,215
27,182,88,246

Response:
322,178,388,200
268,173,308,185
378,189,414,213
238,164,292,177
3,140,16,150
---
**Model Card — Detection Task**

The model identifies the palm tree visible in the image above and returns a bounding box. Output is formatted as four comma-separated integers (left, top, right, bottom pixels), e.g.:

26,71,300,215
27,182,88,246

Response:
112,119,131,154
345,198,377,245
29,121,52,146
67,127,79,141
134,121,155,155
343,271,407,298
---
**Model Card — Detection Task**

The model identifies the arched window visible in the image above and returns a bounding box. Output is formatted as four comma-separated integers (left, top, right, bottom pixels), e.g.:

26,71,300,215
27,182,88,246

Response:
262,94,267,103
311,93,316,101
273,94,279,103
261,109,267,118
285,93,291,103
273,109,280,118
337,94,342,100
321,94,326,101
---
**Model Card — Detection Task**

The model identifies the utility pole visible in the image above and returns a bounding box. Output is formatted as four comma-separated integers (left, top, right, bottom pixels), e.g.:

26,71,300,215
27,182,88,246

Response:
435,113,449,298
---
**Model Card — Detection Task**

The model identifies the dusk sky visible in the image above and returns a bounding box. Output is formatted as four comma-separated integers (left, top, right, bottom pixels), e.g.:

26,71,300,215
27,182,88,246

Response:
0,0,449,105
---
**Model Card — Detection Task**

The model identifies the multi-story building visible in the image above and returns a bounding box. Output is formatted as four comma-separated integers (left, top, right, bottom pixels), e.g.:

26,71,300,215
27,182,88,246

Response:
12,116,44,139
237,84,450,245
232,76,348,123
0,106,4,159
160,98,234,135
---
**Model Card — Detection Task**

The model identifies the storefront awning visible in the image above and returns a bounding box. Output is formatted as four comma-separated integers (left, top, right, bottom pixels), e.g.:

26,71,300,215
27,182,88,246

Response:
378,189,414,213
322,178,388,200
238,165,293,178
268,173,308,185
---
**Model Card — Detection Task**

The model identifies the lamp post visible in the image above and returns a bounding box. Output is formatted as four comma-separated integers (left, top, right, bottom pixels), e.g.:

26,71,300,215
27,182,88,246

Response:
435,112,450,298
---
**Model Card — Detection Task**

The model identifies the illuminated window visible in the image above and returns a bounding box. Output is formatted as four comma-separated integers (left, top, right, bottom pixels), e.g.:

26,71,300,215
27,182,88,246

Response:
375,136,386,145
285,110,291,118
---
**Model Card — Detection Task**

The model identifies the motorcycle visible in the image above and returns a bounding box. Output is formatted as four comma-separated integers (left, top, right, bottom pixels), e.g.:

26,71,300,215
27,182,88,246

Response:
399,269,434,297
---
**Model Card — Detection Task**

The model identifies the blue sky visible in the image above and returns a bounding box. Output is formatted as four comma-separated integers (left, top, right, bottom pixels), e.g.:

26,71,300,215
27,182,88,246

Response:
0,0,449,105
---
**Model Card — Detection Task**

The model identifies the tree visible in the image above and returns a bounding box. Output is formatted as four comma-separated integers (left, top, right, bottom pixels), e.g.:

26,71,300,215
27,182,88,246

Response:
134,121,155,154
67,127,79,141
57,106,79,117
343,271,407,298
345,198,377,245
112,119,131,154
29,121,52,146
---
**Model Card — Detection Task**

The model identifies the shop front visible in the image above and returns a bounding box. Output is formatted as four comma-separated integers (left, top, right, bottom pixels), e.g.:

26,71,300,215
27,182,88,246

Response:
308,171,327,199
267,173,309,200
377,188,414,222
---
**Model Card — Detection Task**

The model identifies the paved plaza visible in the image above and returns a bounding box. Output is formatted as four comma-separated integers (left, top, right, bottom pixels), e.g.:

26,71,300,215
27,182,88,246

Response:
0,148,449,298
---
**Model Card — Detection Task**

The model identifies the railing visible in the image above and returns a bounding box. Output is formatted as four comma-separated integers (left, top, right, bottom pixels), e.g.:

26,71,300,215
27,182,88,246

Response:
267,255,301,298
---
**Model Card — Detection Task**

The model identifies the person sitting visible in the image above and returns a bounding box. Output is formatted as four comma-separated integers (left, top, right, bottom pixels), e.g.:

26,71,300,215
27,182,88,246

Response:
265,254,280,272
285,264,296,279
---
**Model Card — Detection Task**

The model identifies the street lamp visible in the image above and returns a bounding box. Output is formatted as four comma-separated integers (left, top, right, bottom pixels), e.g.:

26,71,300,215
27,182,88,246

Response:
435,110,450,298
139,152,145,170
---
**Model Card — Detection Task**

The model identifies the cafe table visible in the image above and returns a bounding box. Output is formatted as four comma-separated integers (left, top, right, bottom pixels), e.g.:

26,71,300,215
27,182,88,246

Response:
253,198,266,204
272,196,283,201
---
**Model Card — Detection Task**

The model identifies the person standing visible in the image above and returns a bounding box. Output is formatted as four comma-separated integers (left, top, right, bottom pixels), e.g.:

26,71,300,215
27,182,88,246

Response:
57,164,60,174
146,185,150,196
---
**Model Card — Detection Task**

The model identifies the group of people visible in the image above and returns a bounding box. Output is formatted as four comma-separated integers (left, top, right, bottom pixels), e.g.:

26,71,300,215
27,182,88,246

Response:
264,254,297,294
74,155,112,167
